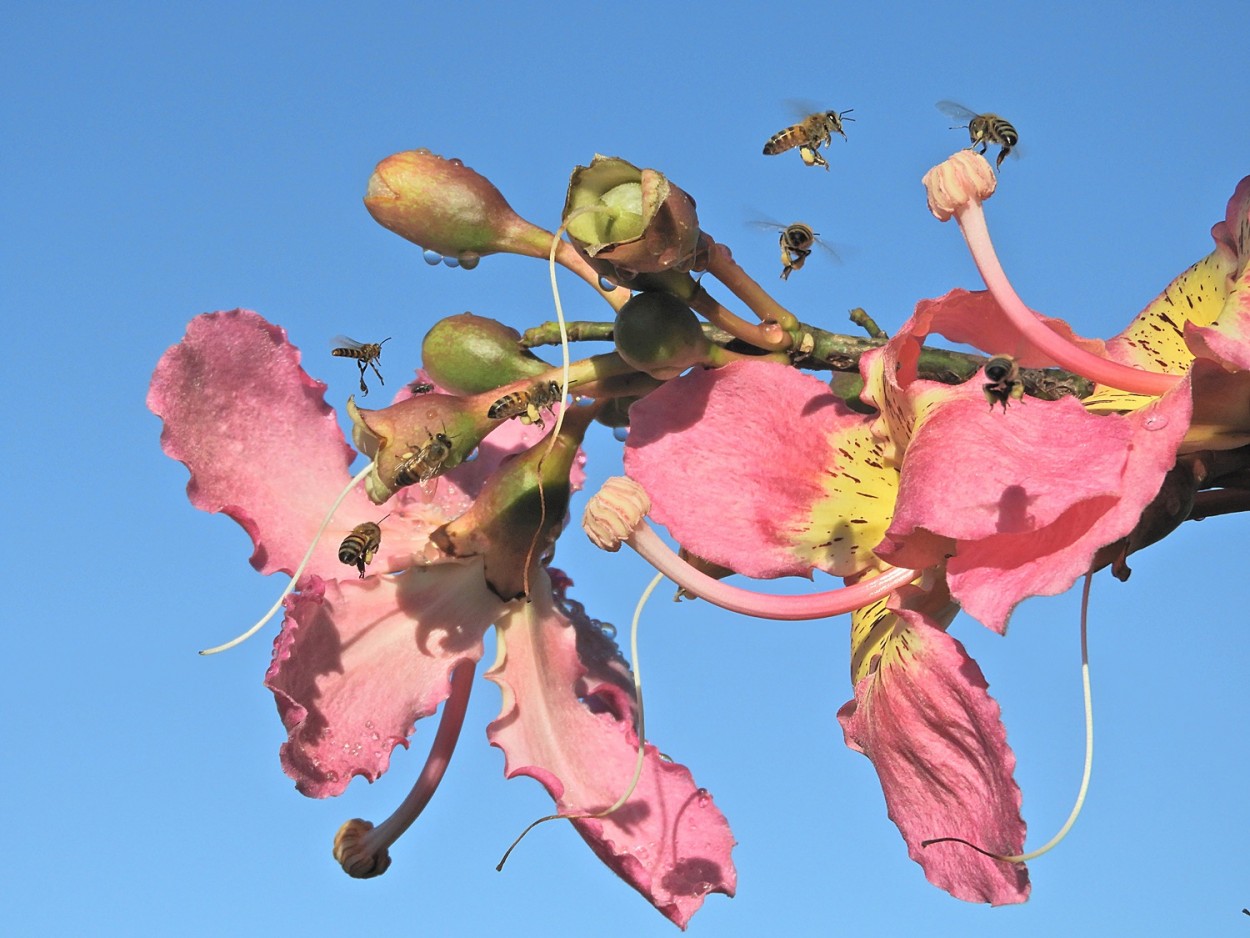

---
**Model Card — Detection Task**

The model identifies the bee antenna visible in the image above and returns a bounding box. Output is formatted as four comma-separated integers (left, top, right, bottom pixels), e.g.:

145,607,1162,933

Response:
840,108,855,120
379,337,393,347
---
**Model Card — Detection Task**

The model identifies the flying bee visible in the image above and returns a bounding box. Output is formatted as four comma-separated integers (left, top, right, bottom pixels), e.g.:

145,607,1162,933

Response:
936,101,1019,169
331,336,392,395
752,220,840,280
487,380,564,429
762,108,855,170
337,515,389,578
983,356,1025,411
393,431,454,489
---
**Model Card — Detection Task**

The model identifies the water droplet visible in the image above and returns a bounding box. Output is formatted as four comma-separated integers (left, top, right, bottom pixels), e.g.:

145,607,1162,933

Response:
464,447,480,462
422,249,442,266
598,275,616,291
442,255,460,268
1143,412,1169,431
695,881,712,897
574,395,595,406
458,251,480,270
613,426,630,442
696,787,710,806
448,157,464,167
658,752,674,763
370,732,379,741
599,622,617,639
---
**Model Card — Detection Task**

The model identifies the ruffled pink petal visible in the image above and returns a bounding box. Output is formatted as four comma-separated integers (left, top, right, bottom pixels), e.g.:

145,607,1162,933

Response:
265,563,504,797
837,604,1028,905
625,359,889,578
486,570,735,928
877,380,1191,633
148,310,377,579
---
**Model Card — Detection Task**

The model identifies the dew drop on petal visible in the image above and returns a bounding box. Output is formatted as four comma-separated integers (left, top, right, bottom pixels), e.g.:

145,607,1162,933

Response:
658,752,674,763
598,275,616,291
695,787,710,806
599,622,617,639
423,249,443,266
574,395,595,406
613,426,630,442
464,447,480,462
442,255,460,268
458,251,480,270
448,157,464,167
1143,412,1169,431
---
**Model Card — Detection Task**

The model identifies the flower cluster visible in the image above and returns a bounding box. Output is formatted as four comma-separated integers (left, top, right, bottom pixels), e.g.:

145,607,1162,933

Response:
150,143,1250,925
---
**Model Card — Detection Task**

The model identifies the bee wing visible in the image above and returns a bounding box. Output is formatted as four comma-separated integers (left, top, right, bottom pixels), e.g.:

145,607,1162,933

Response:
784,98,825,119
936,100,979,125
808,235,843,264
330,334,366,351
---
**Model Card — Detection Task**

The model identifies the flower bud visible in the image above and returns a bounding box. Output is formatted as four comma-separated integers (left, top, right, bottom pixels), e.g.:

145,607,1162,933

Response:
348,393,493,502
333,819,391,879
614,291,712,380
432,406,594,600
563,156,703,281
583,476,651,552
364,149,549,262
422,313,551,394
922,150,997,221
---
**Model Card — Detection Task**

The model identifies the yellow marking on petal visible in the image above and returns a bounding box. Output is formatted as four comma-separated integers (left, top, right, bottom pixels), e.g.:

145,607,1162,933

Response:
1081,386,1156,417
1114,252,1231,374
788,422,899,577
849,596,921,687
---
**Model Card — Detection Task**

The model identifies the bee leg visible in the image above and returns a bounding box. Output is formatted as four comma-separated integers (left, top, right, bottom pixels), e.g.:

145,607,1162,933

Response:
369,359,385,386
780,264,792,281
355,559,366,578
357,361,369,395
996,147,1009,170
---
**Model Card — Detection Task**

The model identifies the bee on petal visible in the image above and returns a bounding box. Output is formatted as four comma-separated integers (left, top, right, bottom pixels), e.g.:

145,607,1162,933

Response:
982,356,1025,411
394,431,454,491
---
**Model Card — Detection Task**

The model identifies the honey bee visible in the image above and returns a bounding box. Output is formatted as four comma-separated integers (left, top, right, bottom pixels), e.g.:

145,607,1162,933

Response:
331,336,392,395
936,101,1019,169
393,431,454,489
487,380,564,429
762,108,854,170
983,356,1025,411
753,221,839,280
338,518,387,578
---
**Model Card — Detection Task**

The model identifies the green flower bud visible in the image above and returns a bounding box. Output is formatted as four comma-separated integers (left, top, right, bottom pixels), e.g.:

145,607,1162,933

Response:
614,291,712,380
421,313,551,394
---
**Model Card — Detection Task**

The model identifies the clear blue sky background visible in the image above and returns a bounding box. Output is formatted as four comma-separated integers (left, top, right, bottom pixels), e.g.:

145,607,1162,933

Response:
5,2,1247,935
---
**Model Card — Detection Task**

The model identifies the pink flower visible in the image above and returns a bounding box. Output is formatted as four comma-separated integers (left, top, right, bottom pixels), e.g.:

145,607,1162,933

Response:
148,309,734,928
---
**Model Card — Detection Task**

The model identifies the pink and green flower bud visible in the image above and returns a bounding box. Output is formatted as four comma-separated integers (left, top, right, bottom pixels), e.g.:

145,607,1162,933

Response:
432,405,595,600
563,156,703,281
347,393,494,502
614,291,713,379
422,313,551,394
364,149,551,264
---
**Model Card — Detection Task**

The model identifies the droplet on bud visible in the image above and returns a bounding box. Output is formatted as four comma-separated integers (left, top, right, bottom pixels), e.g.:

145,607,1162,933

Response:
613,426,630,442
442,255,461,268
423,249,443,265
458,251,481,270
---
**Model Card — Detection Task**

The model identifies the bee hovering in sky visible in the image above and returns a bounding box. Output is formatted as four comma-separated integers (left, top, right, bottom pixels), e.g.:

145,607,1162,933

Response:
337,515,389,578
393,430,454,490
762,107,854,170
982,356,1025,411
331,336,391,395
936,101,1019,169
752,220,840,280
487,380,564,430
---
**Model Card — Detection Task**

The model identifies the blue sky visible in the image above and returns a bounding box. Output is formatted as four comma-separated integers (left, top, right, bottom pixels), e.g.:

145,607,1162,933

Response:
5,2,1248,935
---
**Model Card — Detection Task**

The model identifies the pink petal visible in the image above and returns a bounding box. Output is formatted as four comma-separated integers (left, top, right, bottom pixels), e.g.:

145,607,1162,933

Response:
265,563,504,797
877,381,1191,633
148,310,376,579
625,359,890,578
837,603,1029,905
486,570,735,928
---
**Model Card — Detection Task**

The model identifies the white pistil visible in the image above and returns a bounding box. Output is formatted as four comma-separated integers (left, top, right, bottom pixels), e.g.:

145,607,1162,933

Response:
198,460,375,655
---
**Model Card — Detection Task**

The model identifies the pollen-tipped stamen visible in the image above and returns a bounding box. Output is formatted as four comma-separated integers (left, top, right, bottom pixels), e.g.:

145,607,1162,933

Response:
924,152,1179,397
583,477,921,618
333,659,477,877
496,571,661,871
199,461,375,655
921,573,1095,863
